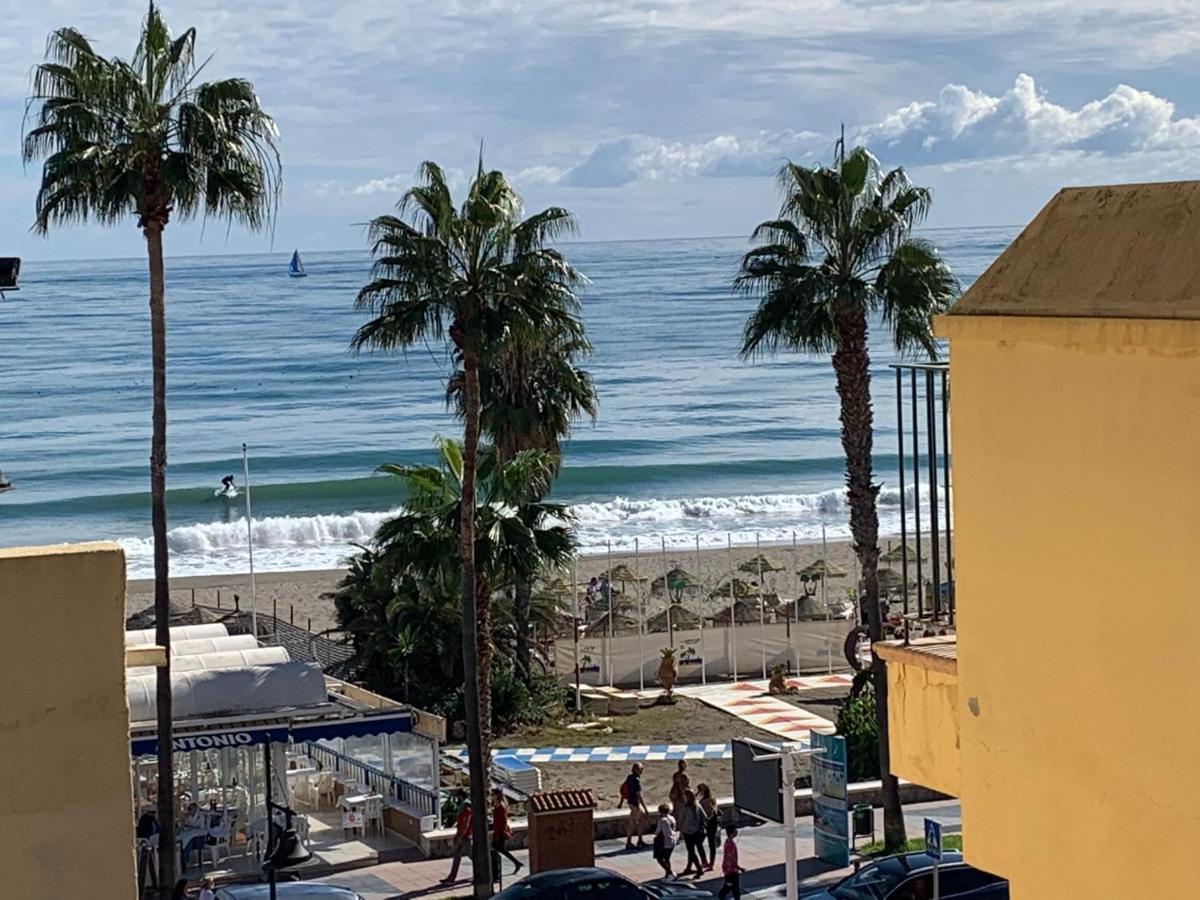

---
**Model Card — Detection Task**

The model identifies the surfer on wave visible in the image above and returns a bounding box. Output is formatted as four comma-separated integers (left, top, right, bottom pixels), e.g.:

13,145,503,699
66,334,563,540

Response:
216,474,237,498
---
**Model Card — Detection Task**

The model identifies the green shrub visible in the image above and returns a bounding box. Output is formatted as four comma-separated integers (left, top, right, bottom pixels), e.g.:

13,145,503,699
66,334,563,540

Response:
837,681,880,781
490,661,568,733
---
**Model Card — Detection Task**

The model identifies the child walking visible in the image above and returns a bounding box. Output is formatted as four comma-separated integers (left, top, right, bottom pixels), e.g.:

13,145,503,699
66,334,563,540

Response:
718,824,746,900
653,803,677,878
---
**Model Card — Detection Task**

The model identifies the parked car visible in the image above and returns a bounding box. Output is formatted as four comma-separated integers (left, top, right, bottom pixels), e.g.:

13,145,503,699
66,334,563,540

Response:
801,851,1008,899
214,883,364,900
495,867,713,900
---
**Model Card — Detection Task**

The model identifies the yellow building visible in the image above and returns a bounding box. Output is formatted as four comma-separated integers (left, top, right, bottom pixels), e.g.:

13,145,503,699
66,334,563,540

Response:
878,181,1200,897
0,543,137,898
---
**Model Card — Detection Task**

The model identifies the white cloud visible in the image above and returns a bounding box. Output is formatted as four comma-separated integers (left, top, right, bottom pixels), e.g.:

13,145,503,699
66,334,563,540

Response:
860,74,1200,164
351,174,411,195
548,130,823,188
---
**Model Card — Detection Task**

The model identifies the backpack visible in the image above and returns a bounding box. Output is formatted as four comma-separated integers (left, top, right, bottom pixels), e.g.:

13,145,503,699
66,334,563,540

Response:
618,778,630,804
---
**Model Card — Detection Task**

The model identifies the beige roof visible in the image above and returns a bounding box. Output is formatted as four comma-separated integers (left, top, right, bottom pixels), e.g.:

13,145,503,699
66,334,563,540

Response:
949,181,1200,320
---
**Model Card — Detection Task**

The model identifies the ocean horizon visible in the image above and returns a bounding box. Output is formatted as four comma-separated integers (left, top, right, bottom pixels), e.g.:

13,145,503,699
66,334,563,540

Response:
0,227,1013,578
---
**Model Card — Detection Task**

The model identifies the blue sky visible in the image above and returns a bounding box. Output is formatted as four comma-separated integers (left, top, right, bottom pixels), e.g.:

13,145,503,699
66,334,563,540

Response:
3,0,1200,260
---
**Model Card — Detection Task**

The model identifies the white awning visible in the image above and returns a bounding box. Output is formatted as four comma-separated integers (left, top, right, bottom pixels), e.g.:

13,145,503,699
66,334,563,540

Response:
126,623,228,645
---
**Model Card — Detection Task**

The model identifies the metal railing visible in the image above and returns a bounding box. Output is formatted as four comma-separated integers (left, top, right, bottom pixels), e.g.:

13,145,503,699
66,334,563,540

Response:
305,741,438,817
891,361,955,641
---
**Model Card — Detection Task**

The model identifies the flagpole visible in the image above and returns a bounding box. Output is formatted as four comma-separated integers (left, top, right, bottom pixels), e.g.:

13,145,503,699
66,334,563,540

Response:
792,530,799,672
728,534,737,679
661,537,673,648
822,523,831,674
695,534,706,686
635,537,644,692
757,533,766,679
572,558,581,711
607,540,615,688
242,443,257,638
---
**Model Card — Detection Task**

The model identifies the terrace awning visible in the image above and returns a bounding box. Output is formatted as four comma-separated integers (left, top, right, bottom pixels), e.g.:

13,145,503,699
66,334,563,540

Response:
129,701,415,757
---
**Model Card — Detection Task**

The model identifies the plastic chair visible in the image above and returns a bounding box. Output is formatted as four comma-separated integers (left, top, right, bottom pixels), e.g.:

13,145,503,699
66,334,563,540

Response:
316,772,337,810
360,796,384,840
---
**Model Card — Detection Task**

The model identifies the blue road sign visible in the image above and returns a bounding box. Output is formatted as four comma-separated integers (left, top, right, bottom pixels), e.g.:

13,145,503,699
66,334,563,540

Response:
925,817,943,861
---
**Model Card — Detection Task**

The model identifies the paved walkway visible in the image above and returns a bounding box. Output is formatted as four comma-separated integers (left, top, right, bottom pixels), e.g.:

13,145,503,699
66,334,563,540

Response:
318,800,962,900
674,680,839,743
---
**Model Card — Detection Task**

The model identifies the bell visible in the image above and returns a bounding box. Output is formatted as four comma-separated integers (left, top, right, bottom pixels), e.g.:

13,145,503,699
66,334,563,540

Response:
264,825,312,871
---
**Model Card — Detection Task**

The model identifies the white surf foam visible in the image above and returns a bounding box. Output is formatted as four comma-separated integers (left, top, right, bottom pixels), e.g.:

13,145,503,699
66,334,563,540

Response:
121,483,937,578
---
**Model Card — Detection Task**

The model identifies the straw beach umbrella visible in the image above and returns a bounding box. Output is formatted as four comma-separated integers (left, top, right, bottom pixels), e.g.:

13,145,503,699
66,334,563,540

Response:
798,558,849,580
881,544,919,565
652,566,699,602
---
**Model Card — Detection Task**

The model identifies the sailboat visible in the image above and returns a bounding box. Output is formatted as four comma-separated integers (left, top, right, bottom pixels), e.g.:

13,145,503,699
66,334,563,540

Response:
288,249,307,278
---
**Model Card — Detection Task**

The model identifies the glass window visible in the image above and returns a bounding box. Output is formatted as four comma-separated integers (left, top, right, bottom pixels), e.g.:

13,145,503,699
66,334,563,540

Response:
832,859,911,899
563,877,645,900
886,874,933,900
940,867,1007,896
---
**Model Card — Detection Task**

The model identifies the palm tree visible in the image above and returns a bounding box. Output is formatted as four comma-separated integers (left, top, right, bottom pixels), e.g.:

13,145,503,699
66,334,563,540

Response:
449,324,596,681
354,164,581,897
23,8,279,894
735,144,957,850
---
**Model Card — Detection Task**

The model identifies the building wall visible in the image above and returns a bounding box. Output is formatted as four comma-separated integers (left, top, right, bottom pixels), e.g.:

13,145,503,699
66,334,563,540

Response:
940,315,1200,898
883,659,961,798
0,543,135,898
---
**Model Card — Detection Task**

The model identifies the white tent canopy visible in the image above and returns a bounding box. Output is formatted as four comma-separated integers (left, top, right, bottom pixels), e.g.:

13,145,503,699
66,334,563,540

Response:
125,623,228,645
170,634,258,656
127,646,289,680
126,660,327,722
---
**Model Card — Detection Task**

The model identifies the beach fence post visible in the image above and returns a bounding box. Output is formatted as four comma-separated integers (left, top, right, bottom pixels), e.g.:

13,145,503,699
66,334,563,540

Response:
792,531,799,671
607,540,615,688
242,443,258,638
822,524,831,674
696,534,706,686
757,533,766,679
572,559,582,711
635,538,645,691
661,537,673,648
728,534,737,678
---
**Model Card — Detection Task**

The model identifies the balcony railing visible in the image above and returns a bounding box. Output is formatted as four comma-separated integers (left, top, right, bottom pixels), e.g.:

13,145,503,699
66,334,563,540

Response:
890,361,954,641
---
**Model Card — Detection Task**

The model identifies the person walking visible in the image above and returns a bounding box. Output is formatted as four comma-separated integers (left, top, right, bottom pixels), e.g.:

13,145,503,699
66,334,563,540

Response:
678,789,709,876
652,803,677,879
620,762,649,849
697,783,720,870
198,875,216,900
669,759,690,817
440,792,472,884
490,788,522,876
717,825,746,900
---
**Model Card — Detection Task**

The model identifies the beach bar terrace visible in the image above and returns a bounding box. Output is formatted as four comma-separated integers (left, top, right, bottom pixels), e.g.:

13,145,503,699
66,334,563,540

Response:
127,623,443,883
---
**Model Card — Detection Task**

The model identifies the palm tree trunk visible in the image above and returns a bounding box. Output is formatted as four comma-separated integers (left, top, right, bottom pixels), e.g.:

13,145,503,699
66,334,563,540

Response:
146,221,177,898
514,578,533,682
459,350,492,897
832,309,905,851
476,573,493,746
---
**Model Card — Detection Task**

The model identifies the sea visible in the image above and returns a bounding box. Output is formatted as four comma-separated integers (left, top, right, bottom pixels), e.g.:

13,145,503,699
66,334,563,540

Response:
0,228,1016,578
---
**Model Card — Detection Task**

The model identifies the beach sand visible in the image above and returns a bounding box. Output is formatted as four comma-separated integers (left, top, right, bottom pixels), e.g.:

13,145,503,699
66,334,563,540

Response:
126,534,935,634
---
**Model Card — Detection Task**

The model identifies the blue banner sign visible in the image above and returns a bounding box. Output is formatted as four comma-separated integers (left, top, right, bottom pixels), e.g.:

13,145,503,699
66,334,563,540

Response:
811,732,849,867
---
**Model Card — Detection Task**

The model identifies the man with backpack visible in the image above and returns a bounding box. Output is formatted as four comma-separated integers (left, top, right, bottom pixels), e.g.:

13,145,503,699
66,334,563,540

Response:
618,762,649,849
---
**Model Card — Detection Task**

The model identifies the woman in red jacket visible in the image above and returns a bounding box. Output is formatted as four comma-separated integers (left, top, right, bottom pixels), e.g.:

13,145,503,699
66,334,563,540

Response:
491,788,523,875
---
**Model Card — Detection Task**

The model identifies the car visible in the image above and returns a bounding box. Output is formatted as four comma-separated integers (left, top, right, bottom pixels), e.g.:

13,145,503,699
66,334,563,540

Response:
494,866,714,900
214,882,364,900
801,851,1009,899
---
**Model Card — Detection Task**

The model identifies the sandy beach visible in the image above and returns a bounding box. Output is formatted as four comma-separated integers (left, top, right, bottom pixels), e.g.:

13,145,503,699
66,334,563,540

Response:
126,533,940,634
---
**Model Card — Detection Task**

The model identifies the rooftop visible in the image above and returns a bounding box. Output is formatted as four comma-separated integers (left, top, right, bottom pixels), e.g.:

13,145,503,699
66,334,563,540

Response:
874,635,958,677
948,181,1200,321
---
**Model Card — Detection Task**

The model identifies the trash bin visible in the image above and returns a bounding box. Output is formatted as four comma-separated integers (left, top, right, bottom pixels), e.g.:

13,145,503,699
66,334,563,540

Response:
527,789,597,873
852,804,875,848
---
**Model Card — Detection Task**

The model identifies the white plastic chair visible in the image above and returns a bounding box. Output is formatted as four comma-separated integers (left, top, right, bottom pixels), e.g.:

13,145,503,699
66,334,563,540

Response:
316,772,337,810
363,796,385,837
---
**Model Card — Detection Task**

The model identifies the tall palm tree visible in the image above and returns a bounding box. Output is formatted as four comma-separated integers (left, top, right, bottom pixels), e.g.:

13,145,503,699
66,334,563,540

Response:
449,324,596,681
735,144,957,850
23,8,279,894
354,163,581,897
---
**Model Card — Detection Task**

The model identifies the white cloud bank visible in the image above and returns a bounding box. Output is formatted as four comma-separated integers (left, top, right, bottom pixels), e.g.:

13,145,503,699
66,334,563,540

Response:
477,74,1200,190
861,74,1200,164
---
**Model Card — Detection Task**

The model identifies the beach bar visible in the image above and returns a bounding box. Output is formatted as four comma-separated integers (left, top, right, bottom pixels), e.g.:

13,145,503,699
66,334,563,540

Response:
128,623,443,881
